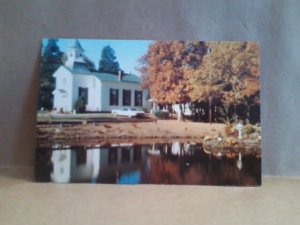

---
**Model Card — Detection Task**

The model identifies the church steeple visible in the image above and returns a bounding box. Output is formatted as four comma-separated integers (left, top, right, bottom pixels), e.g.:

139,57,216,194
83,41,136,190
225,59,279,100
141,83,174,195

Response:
69,39,84,52
65,39,85,69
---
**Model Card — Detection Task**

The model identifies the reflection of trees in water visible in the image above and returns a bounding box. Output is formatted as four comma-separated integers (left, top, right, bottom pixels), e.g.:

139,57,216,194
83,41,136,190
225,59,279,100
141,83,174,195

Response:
145,142,260,185
35,149,53,182
36,143,260,185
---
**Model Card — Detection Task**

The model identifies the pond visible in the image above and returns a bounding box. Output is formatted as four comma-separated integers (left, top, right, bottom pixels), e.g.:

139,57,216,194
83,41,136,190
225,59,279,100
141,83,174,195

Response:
35,141,261,186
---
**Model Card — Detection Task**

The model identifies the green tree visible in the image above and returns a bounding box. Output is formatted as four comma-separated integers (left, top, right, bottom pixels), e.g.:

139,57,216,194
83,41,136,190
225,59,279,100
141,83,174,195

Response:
83,56,96,71
99,45,120,73
74,96,86,113
39,39,63,110
43,39,62,63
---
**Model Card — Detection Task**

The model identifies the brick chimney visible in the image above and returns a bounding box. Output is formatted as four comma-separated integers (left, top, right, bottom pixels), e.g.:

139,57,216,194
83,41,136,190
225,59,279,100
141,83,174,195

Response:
118,70,123,81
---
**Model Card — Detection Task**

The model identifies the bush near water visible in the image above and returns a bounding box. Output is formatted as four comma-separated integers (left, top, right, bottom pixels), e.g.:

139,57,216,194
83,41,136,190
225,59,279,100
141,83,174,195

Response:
154,110,169,119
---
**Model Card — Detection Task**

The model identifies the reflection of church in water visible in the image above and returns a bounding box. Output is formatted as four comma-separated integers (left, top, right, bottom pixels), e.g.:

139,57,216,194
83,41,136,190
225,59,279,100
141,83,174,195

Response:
50,145,149,183
50,142,245,184
50,142,196,183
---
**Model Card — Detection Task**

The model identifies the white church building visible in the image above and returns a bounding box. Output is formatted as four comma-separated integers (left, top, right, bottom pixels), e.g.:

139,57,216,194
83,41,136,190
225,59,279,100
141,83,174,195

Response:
52,40,149,112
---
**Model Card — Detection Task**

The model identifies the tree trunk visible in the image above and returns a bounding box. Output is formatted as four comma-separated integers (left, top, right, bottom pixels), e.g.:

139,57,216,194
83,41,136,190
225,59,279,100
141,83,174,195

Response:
246,103,250,123
234,104,237,122
178,103,184,121
209,96,212,125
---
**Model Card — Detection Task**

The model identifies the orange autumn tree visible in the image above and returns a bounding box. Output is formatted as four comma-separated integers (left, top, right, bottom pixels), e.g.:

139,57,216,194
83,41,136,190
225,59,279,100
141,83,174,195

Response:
234,42,260,122
189,42,260,123
138,41,207,118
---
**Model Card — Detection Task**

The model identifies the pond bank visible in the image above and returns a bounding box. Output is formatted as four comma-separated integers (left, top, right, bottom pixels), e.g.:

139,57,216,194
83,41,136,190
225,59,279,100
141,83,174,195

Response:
37,120,225,143
37,120,261,156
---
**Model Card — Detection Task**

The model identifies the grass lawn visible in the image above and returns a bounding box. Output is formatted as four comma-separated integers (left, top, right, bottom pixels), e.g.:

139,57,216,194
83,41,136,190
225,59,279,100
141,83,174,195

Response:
37,112,154,123
37,112,115,122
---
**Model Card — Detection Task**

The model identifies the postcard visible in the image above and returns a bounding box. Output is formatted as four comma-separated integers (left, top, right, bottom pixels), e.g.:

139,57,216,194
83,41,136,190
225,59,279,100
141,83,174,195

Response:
35,39,261,185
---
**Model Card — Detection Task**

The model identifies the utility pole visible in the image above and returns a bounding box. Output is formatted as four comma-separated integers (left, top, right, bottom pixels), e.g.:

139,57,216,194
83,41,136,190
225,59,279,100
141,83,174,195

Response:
209,95,212,125
207,45,212,125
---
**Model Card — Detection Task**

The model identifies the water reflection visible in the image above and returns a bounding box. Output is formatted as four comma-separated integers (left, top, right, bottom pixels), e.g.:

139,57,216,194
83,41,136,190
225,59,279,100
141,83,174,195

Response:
236,153,243,171
36,141,261,186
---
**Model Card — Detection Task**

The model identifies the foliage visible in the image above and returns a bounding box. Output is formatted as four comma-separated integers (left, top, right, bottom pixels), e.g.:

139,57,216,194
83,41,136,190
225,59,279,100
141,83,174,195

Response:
189,42,259,112
243,124,256,135
42,39,63,63
99,45,120,73
138,41,207,119
83,56,96,71
39,39,63,110
217,105,235,124
154,110,169,119
74,96,86,113
139,41,260,124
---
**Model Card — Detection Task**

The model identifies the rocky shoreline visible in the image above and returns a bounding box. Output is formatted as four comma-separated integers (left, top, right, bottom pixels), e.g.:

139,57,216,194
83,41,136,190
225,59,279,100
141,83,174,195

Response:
203,123,261,157
36,120,261,157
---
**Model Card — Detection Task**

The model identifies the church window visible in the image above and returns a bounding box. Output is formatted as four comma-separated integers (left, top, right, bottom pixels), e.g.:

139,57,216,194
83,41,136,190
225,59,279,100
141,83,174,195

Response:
121,148,130,163
76,150,87,165
108,148,118,164
135,91,143,107
110,88,119,106
123,90,131,106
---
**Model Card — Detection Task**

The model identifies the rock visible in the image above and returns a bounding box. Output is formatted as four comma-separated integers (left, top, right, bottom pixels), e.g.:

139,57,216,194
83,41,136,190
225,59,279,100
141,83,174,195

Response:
217,137,223,142
249,132,259,140
204,136,212,141
225,137,238,145
243,124,255,134
256,135,262,141
212,135,221,140
225,124,236,136
253,126,261,133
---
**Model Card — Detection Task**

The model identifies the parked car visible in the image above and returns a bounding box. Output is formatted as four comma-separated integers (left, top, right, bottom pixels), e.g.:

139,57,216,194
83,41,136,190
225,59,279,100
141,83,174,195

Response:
111,107,145,118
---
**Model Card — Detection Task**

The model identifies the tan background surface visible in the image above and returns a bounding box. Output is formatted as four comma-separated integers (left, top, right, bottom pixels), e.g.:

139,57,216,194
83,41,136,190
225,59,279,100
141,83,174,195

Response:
1,1,300,224
1,168,300,225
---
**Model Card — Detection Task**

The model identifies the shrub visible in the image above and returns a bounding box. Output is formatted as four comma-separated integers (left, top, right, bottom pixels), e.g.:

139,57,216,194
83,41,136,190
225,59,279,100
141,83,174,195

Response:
75,97,85,113
154,110,169,119
243,124,256,135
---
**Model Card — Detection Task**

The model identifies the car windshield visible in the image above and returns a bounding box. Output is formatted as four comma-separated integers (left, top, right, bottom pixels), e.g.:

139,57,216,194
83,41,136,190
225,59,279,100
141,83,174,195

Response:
122,108,128,111
130,108,137,111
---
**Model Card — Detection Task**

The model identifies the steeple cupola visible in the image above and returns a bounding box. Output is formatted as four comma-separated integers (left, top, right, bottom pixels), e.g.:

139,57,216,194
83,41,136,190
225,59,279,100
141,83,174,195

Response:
65,39,86,69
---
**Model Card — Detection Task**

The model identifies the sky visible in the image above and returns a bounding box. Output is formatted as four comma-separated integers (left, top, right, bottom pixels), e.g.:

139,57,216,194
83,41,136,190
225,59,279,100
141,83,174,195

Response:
42,38,153,76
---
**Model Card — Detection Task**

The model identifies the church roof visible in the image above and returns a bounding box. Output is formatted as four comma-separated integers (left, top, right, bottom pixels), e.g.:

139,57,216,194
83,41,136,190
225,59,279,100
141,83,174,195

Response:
69,39,84,52
63,64,140,84
93,72,140,83
72,62,91,73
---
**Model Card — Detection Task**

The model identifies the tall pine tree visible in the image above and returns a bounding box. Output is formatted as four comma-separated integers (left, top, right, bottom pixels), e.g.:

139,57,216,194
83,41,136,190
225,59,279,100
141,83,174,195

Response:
39,39,63,110
98,45,120,73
